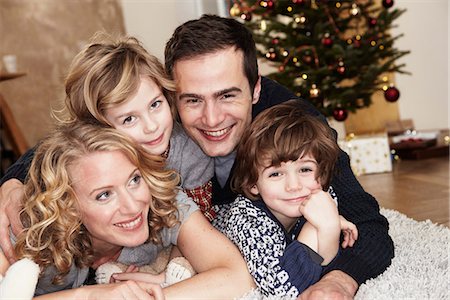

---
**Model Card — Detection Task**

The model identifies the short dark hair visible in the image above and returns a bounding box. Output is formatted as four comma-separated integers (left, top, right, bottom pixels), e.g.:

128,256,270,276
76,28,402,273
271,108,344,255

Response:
231,100,340,200
165,14,259,93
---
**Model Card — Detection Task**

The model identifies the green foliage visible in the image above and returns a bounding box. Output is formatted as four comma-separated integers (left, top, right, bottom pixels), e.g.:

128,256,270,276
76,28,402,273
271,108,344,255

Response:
229,0,410,118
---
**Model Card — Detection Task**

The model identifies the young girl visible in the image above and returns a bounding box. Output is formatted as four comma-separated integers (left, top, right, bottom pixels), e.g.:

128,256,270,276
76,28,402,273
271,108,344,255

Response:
0,122,254,299
213,100,358,298
0,34,216,262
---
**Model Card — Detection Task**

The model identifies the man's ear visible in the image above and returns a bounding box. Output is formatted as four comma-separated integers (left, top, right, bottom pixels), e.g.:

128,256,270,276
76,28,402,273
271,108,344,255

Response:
252,75,261,104
250,184,259,196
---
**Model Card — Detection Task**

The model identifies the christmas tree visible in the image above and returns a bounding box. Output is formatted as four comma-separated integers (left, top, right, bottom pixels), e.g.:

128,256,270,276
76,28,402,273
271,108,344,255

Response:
228,0,410,121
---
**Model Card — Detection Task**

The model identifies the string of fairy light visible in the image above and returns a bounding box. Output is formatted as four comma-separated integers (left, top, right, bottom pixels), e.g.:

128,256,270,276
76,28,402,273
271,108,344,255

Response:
228,0,409,121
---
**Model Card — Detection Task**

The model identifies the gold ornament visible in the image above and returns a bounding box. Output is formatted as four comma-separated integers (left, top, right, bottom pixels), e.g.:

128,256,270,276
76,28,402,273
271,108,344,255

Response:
230,3,241,17
350,3,360,16
309,84,320,98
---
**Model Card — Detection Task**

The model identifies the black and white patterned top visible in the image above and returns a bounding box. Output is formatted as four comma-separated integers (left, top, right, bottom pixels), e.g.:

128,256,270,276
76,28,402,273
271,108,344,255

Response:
213,187,338,298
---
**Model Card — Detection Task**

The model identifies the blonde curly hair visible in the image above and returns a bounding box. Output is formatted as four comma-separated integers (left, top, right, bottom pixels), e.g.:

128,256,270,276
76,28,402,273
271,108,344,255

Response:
14,122,180,285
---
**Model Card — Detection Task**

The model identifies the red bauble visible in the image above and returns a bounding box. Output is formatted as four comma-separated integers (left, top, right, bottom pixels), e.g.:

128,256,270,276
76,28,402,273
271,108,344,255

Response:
337,65,345,75
384,86,400,102
382,0,394,8
352,38,361,48
240,11,252,21
322,37,333,47
368,18,377,27
333,108,348,121
260,0,275,10
292,0,310,5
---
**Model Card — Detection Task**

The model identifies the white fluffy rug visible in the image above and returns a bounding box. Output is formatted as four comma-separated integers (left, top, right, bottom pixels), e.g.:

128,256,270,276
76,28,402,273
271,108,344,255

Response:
239,208,449,300
356,208,449,299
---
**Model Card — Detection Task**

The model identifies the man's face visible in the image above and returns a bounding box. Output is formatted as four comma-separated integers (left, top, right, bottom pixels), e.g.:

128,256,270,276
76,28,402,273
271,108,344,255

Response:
173,47,260,157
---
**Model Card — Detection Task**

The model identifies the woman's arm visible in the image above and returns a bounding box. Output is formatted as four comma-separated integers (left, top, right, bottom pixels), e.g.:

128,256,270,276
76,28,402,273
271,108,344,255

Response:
163,210,255,299
0,249,10,275
33,281,164,300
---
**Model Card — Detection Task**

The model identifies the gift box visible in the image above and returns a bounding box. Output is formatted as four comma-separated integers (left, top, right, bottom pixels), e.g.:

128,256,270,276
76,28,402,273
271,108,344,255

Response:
338,133,392,175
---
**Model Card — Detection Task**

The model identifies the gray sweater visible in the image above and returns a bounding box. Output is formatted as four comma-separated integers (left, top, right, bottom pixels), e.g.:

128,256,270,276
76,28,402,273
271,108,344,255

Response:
166,123,214,190
6,192,199,296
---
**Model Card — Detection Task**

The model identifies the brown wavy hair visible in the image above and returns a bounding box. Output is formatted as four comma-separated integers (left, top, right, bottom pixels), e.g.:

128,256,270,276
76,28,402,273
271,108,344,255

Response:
14,122,179,284
231,100,340,200
55,33,177,124
165,14,259,94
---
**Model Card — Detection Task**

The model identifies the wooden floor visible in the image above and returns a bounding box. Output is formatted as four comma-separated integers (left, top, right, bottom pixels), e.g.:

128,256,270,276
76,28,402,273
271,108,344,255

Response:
357,155,449,227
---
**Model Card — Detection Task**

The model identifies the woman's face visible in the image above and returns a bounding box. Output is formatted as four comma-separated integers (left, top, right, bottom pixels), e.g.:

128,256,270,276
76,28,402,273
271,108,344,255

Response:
105,77,173,156
69,150,151,250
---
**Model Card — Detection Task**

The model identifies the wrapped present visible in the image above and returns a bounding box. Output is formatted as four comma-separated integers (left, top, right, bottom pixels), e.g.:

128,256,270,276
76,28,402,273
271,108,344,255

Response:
338,133,392,175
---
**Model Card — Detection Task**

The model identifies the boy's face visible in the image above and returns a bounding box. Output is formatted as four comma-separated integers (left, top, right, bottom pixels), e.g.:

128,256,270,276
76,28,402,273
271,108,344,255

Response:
105,77,173,156
251,154,322,227
173,47,260,158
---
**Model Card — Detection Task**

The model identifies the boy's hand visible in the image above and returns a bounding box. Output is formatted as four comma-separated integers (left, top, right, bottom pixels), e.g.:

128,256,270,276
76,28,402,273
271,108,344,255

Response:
339,216,358,248
299,190,340,230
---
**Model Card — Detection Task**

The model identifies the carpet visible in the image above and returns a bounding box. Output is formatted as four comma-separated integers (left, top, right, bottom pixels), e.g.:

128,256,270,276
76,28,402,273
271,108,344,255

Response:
355,208,449,299
239,208,449,299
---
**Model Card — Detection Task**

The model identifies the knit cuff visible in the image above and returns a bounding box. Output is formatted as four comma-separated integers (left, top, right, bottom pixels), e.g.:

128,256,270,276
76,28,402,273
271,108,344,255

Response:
322,249,373,285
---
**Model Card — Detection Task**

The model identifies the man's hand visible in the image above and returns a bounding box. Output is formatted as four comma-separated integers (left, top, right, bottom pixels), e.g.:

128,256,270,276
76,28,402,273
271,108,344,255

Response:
298,270,358,300
0,179,25,264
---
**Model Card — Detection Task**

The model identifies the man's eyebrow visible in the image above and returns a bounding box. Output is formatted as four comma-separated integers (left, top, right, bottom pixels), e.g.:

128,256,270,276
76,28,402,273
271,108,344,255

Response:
178,93,204,100
213,87,242,98
178,87,242,101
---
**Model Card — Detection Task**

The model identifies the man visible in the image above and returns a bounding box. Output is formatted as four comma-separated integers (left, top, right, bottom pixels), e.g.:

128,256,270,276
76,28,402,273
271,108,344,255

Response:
0,14,393,299
164,15,394,299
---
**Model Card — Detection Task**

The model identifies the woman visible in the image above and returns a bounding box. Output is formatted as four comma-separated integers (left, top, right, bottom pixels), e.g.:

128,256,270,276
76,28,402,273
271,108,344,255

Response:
0,122,254,299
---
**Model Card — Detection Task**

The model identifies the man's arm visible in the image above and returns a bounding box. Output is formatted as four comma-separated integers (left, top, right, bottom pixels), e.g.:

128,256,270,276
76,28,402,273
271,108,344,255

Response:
298,270,358,300
298,151,392,300
324,150,394,283
0,146,36,185
0,146,36,263
0,179,24,264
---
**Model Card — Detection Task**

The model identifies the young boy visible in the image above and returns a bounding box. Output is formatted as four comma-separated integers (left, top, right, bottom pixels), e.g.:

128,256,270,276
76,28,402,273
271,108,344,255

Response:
214,100,358,298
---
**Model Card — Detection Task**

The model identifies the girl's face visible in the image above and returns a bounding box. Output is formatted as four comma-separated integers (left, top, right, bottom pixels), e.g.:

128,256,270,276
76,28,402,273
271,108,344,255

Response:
251,153,322,228
69,150,151,250
105,77,173,156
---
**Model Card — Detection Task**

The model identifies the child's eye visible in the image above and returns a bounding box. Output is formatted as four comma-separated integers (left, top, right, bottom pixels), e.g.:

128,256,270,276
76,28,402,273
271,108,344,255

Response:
96,191,111,201
150,100,162,110
300,167,313,173
122,116,136,125
268,172,281,178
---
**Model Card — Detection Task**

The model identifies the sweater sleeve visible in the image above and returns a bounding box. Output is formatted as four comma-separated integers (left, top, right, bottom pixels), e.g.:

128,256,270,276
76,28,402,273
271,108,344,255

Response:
0,146,36,185
324,150,394,284
224,197,322,298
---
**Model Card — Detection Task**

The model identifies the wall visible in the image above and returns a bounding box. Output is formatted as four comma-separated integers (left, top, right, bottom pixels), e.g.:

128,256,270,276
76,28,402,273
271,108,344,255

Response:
1,0,447,150
392,0,448,130
122,0,449,132
0,0,125,147
121,0,218,62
